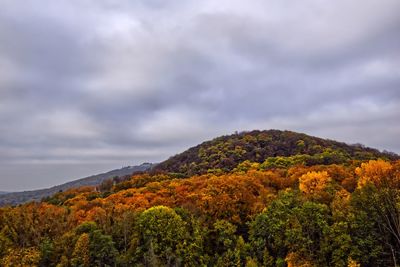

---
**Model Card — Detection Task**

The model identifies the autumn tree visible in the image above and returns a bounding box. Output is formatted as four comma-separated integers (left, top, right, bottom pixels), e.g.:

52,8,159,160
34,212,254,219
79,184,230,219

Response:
71,233,90,267
299,171,332,201
1,247,41,267
355,159,393,188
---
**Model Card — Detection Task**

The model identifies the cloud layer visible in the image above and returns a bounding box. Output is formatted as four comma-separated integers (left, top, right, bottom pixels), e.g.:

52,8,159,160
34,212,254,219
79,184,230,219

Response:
1,0,399,190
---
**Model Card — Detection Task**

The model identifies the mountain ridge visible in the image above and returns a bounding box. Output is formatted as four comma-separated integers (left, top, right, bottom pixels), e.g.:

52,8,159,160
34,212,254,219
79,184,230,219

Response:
0,163,154,206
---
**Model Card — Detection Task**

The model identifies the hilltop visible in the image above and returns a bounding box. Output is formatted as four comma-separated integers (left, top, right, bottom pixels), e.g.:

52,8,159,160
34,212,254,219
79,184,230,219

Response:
154,129,398,175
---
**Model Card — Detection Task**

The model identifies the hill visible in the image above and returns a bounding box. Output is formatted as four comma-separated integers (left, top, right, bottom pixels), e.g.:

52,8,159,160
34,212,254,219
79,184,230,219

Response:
1,130,400,266
154,129,398,175
0,163,154,206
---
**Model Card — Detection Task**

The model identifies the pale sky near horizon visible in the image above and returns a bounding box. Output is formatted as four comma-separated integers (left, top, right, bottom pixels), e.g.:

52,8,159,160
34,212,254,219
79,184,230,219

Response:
0,0,399,191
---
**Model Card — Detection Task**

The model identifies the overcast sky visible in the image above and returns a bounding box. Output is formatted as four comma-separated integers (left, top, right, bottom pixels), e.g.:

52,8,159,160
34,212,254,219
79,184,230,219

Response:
0,0,399,191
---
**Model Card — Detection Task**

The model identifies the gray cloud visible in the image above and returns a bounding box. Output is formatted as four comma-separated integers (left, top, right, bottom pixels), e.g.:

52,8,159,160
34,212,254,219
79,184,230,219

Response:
0,0,399,191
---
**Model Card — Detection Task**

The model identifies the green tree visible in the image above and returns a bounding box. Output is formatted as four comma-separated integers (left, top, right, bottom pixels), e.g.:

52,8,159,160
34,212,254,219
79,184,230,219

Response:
350,184,399,266
73,221,118,266
213,220,237,254
285,201,330,266
135,206,188,265
249,191,300,264
38,238,56,267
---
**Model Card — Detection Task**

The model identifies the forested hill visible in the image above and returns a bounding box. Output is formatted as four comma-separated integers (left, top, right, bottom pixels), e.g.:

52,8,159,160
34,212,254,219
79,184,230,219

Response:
1,130,400,266
153,129,398,175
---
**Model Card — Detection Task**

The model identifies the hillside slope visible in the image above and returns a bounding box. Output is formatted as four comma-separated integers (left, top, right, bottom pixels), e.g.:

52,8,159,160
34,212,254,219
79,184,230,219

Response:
0,163,154,206
1,130,400,266
154,129,398,175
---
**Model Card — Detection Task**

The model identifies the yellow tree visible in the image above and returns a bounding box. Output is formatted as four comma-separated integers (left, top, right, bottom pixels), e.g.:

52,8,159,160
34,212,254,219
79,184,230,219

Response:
355,159,392,188
71,233,90,267
299,171,331,197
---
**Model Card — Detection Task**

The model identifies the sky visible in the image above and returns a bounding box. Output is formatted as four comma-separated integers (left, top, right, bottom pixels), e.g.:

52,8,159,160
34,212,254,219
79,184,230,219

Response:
0,0,399,191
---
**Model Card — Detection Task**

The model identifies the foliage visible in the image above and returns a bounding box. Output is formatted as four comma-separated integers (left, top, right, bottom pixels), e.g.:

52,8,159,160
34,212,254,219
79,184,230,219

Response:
355,159,393,188
153,130,396,176
1,133,399,266
1,247,41,266
71,233,90,267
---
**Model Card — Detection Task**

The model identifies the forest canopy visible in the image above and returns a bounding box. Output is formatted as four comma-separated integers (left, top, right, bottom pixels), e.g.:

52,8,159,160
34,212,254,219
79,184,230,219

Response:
0,130,399,266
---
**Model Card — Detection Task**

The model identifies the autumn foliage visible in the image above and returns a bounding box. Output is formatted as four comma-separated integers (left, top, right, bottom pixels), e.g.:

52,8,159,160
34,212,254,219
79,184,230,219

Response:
355,159,393,188
299,171,331,195
1,156,400,266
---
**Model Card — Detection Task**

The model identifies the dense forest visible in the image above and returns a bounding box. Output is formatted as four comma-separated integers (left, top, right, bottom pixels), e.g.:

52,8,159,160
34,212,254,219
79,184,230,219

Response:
0,130,399,266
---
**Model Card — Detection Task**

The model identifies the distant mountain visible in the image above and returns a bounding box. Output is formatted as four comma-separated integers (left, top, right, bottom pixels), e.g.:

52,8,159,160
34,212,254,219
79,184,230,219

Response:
0,163,154,206
0,191,9,195
154,129,399,176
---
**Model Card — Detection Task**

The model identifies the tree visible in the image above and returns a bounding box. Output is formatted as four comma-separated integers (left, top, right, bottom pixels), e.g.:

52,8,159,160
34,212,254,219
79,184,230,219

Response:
38,238,56,267
90,230,118,266
73,221,118,266
353,160,400,265
135,206,188,265
355,159,392,188
348,187,386,265
324,189,353,267
0,225,15,258
213,220,237,254
1,247,41,267
249,191,300,264
299,171,331,195
71,233,90,267
285,201,330,266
